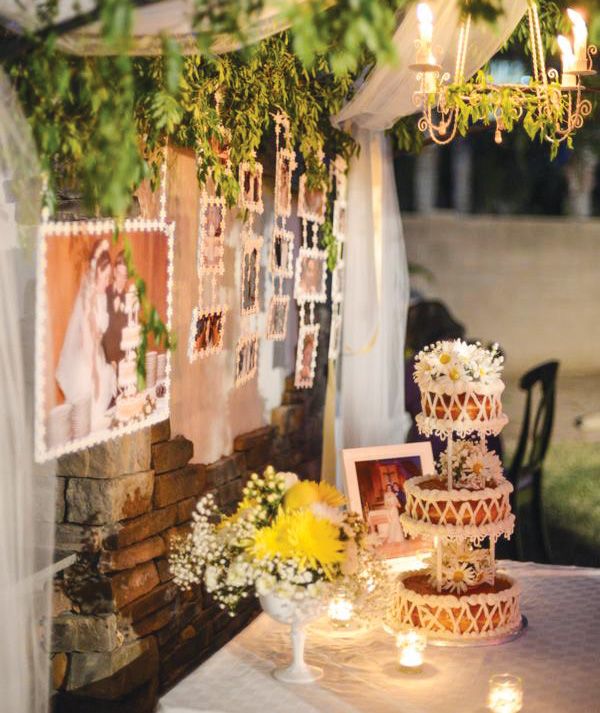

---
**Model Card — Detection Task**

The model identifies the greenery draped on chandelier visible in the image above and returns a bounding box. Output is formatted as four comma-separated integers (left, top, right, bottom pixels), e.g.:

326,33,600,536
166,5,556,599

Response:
2,0,598,218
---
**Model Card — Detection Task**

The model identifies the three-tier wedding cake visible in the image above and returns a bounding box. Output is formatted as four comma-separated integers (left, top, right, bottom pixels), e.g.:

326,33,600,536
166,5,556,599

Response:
391,340,522,641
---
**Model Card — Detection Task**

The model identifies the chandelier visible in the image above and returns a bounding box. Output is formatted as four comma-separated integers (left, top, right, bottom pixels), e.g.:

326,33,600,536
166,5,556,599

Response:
410,2,597,147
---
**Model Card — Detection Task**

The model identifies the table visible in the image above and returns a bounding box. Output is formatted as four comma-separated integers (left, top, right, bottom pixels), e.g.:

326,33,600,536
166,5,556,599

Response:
158,562,600,713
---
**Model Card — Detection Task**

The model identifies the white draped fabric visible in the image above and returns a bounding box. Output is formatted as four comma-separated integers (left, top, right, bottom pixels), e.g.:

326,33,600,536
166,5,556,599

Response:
340,129,410,451
0,70,53,713
333,0,528,130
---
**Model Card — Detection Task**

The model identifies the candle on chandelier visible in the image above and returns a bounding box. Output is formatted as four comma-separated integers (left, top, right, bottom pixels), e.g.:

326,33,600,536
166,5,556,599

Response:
487,674,523,713
567,8,589,71
557,35,578,88
328,596,354,627
396,629,427,672
415,3,436,65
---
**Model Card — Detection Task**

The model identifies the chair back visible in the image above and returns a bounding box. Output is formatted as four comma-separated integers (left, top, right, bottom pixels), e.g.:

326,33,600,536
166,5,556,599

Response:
406,300,465,355
507,360,559,563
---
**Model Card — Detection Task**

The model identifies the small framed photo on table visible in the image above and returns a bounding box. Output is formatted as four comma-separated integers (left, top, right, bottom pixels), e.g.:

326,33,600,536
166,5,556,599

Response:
343,442,435,561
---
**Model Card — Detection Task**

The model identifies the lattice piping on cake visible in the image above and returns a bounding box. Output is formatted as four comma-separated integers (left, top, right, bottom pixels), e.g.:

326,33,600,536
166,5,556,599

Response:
401,512,515,542
392,575,521,640
417,389,508,439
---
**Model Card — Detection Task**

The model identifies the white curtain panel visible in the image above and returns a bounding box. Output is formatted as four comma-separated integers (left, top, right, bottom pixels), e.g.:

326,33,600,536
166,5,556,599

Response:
333,0,528,129
0,69,52,713
340,129,410,450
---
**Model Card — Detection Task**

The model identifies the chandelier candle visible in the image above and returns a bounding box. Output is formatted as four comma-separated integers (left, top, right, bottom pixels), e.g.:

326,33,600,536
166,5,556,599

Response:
557,35,578,89
415,3,435,65
567,8,589,72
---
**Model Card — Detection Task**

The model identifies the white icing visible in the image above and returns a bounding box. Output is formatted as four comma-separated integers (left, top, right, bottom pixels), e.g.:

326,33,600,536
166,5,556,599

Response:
400,512,515,541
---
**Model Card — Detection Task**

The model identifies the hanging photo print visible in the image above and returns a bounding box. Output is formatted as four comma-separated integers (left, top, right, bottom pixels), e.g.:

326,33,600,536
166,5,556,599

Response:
297,174,327,225
238,161,264,214
294,323,320,389
294,246,328,303
266,295,290,342
235,333,259,387
35,219,174,462
275,148,296,217
331,261,345,304
240,235,263,316
333,199,347,242
187,306,226,362
328,312,342,361
269,226,294,278
197,194,226,276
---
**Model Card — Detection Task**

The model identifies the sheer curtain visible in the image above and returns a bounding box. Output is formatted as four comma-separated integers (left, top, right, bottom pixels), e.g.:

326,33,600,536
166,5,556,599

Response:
0,69,52,713
340,129,410,452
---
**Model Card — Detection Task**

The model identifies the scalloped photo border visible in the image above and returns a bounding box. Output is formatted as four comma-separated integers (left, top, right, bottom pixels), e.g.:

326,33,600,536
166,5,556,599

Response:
240,234,263,317
34,217,175,463
328,311,342,361
297,174,327,225
269,225,295,279
331,260,344,305
187,305,227,363
234,332,259,387
238,161,264,215
197,193,226,277
274,148,296,218
293,246,328,304
266,295,290,342
294,322,320,390
333,199,347,242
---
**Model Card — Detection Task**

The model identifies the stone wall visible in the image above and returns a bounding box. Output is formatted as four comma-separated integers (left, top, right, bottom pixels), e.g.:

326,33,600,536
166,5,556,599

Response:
51,375,322,712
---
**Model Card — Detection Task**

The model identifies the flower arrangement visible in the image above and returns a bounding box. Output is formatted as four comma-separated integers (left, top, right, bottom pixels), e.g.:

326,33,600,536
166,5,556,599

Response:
170,467,375,614
430,541,495,594
414,340,504,393
438,440,503,490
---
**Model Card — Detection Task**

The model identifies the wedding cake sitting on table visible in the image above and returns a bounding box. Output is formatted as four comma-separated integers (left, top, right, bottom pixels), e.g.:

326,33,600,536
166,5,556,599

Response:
391,339,522,641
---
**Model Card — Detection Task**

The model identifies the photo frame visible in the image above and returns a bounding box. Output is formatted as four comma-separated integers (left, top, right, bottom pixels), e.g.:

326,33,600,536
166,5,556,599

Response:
294,323,320,389
197,194,226,276
333,199,347,240
35,218,174,463
234,333,259,387
331,261,344,304
240,235,263,316
293,246,328,304
342,443,435,561
274,148,296,218
266,295,290,342
328,312,342,361
297,174,327,225
187,306,227,362
238,161,264,214
269,226,294,278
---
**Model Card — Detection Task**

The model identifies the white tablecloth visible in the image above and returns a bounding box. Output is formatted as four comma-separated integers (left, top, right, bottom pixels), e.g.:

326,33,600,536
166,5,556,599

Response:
158,562,600,713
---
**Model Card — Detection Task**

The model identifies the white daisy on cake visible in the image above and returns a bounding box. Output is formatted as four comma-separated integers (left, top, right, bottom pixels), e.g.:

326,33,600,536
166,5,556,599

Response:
443,561,477,594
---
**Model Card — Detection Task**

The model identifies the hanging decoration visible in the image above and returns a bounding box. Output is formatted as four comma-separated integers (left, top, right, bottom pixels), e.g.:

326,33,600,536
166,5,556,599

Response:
411,2,597,154
328,157,348,362
188,97,231,364
293,150,328,390
236,148,264,387
35,147,174,462
266,112,297,342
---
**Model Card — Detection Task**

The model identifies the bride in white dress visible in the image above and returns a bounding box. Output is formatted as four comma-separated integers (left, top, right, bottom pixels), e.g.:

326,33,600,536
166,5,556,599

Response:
56,238,116,432
384,484,404,543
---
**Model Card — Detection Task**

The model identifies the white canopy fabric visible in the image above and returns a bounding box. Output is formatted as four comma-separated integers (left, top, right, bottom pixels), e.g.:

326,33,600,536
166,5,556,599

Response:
333,0,528,129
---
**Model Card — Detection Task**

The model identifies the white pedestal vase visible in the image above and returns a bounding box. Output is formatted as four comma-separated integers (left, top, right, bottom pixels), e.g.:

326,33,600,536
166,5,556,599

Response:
259,592,325,684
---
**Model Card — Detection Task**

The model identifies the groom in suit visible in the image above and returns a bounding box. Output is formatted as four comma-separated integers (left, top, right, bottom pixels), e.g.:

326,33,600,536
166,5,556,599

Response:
102,252,129,369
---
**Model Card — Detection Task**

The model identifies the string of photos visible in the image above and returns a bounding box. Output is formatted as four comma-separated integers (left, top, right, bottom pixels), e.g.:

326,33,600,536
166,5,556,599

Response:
235,149,264,387
329,156,348,362
188,108,231,364
35,144,174,463
266,112,297,343
294,151,328,390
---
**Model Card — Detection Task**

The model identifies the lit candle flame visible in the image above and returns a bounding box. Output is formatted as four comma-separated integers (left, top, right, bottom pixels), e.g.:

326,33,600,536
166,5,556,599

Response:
417,3,433,43
557,34,575,65
567,8,588,63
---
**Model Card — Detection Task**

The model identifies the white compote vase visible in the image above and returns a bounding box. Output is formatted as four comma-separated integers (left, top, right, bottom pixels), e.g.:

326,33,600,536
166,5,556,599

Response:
259,592,325,684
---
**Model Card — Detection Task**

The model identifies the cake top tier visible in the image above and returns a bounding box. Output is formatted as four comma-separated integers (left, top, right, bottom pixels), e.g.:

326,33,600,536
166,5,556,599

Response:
414,339,504,395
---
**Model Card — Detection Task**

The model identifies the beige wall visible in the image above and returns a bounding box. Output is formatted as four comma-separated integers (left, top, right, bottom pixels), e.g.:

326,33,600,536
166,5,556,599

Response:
404,212,600,376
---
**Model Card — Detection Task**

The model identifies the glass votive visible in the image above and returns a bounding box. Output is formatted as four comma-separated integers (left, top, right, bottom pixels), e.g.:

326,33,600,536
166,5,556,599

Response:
396,629,427,672
328,596,354,627
487,674,523,713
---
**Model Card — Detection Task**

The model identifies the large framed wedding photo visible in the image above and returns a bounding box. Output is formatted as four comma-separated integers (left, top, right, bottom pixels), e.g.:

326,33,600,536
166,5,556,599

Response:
35,218,174,462
343,442,435,560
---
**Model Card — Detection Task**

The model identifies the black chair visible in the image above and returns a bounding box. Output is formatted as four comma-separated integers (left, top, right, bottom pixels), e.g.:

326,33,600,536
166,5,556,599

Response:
502,360,559,563
405,299,465,357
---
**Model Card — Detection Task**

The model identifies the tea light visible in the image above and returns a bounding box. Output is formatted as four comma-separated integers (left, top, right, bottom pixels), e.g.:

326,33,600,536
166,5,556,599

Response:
396,629,427,672
328,596,354,627
487,674,523,713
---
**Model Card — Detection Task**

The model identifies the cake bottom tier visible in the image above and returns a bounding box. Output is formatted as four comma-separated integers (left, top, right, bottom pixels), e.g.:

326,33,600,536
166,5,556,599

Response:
393,572,521,640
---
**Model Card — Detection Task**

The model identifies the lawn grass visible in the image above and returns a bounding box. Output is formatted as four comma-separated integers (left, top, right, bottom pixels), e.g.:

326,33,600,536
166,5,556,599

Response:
542,442,600,567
